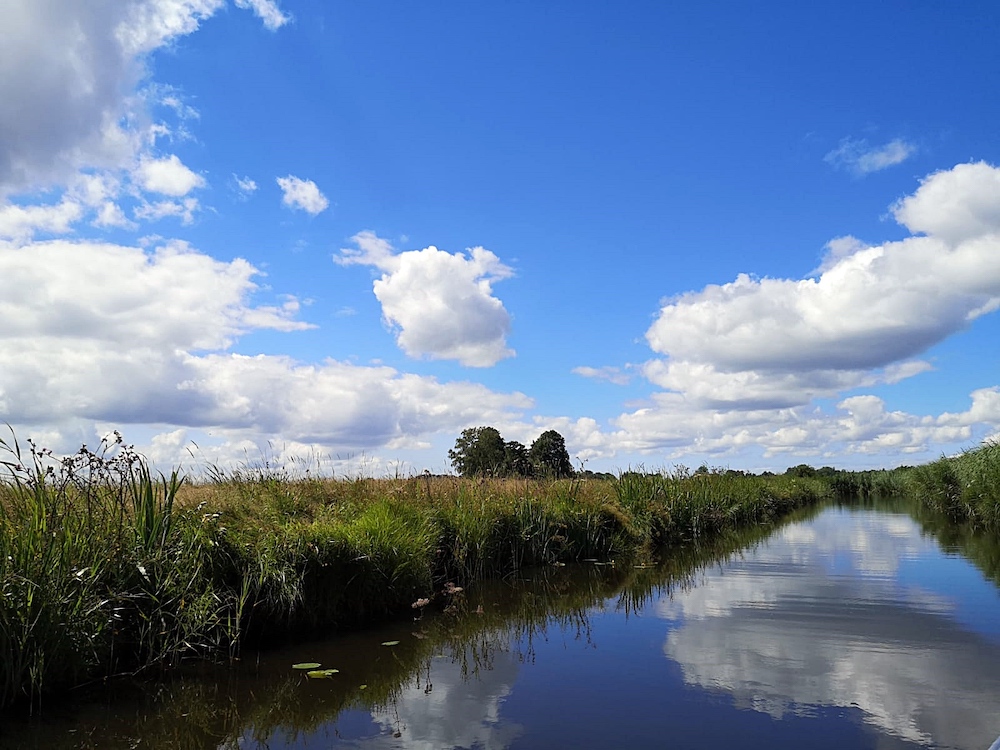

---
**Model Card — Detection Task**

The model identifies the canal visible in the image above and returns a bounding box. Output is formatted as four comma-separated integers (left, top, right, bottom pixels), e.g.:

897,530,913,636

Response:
4,501,1000,749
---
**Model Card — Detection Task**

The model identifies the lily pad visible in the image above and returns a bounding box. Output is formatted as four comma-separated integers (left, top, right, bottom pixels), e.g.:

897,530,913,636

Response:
306,669,339,679
292,662,322,670
381,640,401,647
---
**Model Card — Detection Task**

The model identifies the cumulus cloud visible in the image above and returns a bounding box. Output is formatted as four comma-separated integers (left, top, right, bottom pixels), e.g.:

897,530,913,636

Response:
0,0,287,196
0,199,84,241
892,161,1000,245
338,231,516,367
824,137,916,176
135,154,205,196
643,162,1000,413
93,201,135,229
607,386,992,461
0,238,532,451
276,175,329,215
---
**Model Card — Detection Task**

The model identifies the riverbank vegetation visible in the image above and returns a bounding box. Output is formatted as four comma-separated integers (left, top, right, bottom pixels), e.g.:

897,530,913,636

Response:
2,514,819,749
823,440,1000,530
0,430,829,710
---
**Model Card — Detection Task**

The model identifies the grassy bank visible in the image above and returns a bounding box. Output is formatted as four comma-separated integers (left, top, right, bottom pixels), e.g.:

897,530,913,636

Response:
828,440,1000,529
0,432,829,710
902,441,1000,528
3,511,820,749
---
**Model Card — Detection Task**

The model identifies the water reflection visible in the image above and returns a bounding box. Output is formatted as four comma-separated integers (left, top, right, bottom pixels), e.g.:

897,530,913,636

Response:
340,654,522,750
4,504,1000,750
659,507,1000,748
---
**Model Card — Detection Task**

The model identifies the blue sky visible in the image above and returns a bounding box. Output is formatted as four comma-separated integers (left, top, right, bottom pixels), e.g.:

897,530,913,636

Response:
2,0,1000,474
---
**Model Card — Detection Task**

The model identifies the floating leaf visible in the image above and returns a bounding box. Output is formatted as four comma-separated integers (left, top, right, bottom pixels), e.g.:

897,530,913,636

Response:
292,662,322,670
381,640,400,647
306,669,339,679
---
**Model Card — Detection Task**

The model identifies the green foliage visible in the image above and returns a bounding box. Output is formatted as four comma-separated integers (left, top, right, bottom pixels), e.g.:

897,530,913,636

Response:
502,440,532,478
448,427,506,477
0,431,229,710
529,430,575,478
448,426,575,479
901,441,1000,528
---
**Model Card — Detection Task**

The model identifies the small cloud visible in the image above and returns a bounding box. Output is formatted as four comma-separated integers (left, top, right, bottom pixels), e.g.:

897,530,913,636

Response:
135,197,200,225
135,154,206,196
232,174,258,200
234,0,292,30
335,306,357,317
276,175,329,215
825,137,916,176
93,201,136,229
572,366,631,386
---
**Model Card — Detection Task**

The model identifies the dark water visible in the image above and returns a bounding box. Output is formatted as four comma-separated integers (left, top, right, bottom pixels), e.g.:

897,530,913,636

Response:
4,502,1000,750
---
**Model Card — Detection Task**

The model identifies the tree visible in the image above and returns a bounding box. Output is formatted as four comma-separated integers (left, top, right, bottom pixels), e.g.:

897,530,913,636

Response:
448,426,506,477
502,440,533,478
529,430,574,478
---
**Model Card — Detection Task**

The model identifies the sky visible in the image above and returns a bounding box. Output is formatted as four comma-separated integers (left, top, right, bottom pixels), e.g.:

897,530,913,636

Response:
2,0,1000,476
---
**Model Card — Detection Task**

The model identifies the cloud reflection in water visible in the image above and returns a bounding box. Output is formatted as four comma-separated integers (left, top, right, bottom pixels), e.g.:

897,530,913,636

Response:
658,508,1000,749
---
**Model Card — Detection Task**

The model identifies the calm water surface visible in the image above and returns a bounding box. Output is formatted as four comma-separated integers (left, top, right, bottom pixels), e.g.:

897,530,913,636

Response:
5,503,1000,749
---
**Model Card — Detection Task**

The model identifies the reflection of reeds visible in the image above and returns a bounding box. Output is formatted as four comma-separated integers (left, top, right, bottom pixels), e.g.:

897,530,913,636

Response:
0,429,831,712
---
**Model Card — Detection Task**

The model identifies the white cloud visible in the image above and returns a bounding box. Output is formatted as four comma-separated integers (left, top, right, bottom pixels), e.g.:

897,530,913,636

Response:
643,162,1000,417
233,0,291,30
0,237,531,453
135,154,205,196
276,175,329,215
824,137,916,176
0,0,207,195
93,201,135,229
572,366,632,386
338,231,515,367
0,0,286,197
134,197,200,224
639,359,933,410
0,238,308,351
892,161,1000,245
232,173,258,199
605,387,990,461
0,199,83,241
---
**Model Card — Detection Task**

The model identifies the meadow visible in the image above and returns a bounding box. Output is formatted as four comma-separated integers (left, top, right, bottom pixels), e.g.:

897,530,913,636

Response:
0,431,829,710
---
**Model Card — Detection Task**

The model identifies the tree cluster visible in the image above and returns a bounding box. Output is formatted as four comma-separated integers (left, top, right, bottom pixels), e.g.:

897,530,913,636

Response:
448,427,575,479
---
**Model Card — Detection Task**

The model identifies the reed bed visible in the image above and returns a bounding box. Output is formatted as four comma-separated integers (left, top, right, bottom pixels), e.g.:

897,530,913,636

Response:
0,432,829,710
901,440,1000,528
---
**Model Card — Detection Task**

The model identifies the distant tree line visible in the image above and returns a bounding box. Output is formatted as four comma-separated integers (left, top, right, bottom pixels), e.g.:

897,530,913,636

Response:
448,427,575,478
